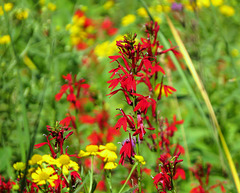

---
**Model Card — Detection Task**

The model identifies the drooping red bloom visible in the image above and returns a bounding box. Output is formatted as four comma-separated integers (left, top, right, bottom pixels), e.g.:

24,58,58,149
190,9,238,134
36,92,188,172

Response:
119,134,136,165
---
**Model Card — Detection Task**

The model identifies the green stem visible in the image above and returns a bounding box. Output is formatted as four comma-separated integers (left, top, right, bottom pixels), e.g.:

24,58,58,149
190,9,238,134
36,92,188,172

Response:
106,170,112,193
89,155,94,193
118,163,138,193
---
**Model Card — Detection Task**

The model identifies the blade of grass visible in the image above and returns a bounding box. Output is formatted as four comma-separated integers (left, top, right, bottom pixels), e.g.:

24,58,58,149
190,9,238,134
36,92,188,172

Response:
166,15,240,192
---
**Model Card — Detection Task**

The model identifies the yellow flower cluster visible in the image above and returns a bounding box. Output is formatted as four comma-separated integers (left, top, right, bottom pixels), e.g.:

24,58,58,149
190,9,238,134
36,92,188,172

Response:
13,153,80,187
66,9,95,48
134,155,146,165
184,0,235,17
0,3,13,16
0,35,11,44
79,143,118,170
15,9,29,20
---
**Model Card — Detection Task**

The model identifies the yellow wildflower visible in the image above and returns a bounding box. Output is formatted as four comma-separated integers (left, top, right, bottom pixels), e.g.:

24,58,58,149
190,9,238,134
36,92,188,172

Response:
32,167,58,186
0,3,13,16
103,0,114,10
0,35,11,44
13,162,26,171
197,0,210,8
27,168,36,177
16,9,29,20
211,0,223,6
121,14,136,26
29,154,43,165
78,145,99,157
137,7,148,17
104,162,118,170
42,154,57,165
98,143,117,162
219,5,235,17
99,143,117,152
231,49,239,57
47,3,56,11
56,154,79,175
134,155,146,165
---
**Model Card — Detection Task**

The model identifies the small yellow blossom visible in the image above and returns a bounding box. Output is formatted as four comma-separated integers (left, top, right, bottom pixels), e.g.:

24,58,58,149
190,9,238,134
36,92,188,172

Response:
121,14,136,26
78,145,99,157
32,167,58,186
42,154,57,165
99,143,117,152
47,3,56,11
56,154,79,175
231,49,239,57
219,5,235,17
16,9,29,20
211,0,223,6
134,155,146,165
0,3,13,16
197,0,210,8
137,7,148,17
13,162,26,171
103,0,114,10
104,162,118,170
29,154,43,165
0,35,11,44
27,168,37,177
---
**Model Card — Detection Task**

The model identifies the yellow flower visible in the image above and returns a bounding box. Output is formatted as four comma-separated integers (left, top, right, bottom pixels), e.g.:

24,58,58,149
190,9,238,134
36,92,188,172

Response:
0,35,11,44
134,155,146,165
137,7,148,17
78,145,99,157
32,167,58,186
103,0,114,10
0,3,13,16
13,162,26,171
29,154,43,165
16,9,29,20
56,154,79,175
121,14,136,26
219,5,235,17
211,0,223,6
231,49,239,57
27,167,36,178
47,3,56,11
104,162,118,170
99,143,117,152
197,0,210,8
42,154,57,165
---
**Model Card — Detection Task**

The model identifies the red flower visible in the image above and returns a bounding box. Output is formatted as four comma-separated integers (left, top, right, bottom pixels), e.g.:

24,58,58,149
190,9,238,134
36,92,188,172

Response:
119,134,136,165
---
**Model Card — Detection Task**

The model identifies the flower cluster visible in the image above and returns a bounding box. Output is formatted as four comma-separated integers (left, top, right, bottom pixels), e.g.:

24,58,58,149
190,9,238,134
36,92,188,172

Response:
107,21,182,192
79,143,118,170
12,154,81,192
